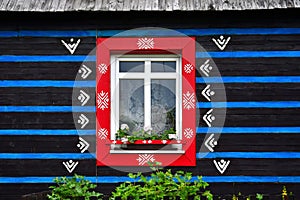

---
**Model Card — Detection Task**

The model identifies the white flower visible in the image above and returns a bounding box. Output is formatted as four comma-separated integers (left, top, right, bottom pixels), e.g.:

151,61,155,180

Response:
143,126,152,132
120,124,129,130
121,137,128,143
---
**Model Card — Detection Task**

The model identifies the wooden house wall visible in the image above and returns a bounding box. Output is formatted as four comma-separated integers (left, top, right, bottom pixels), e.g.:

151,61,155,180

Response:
0,11,300,199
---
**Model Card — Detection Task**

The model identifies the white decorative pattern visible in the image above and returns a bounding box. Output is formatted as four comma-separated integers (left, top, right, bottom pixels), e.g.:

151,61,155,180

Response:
78,64,92,79
183,128,194,139
183,91,195,110
137,38,154,49
184,64,194,74
97,91,109,110
98,128,108,140
212,35,231,51
61,38,81,54
213,159,230,174
77,137,90,153
63,160,79,173
98,63,108,74
137,154,155,166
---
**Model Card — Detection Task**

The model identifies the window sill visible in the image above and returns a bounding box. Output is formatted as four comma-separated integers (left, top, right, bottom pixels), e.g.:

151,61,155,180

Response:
110,144,185,154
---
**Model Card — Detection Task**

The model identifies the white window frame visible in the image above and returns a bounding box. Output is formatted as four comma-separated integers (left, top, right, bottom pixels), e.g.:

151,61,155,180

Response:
110,54,182,140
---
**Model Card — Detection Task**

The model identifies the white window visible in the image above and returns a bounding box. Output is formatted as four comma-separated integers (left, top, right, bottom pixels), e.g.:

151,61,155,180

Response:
110,55,182,140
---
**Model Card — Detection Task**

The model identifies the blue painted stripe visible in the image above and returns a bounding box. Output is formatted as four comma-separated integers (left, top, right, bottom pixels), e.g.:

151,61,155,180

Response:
1,28,300,38
197,127,300,134
196,76,300,83
197,152,300,159
0,152,298,159
0,127,298,136
19,30,96,37
0,80,95,87
0,106,95,112
198,101,300,108
99,28,300,36
1,176,300,183
0,129,95,136
0,55,95,62
197,51,300,58
0,153,95,159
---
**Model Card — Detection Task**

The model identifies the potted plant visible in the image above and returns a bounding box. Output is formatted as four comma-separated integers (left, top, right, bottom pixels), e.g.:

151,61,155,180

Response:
110,161,213,200
115,124,178,151
47,174,103,200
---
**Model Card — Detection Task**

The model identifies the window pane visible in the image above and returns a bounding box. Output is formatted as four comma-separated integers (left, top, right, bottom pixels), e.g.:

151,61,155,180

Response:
151,80,176,134
119,79,144,132
119,61,144,72
151,61,176,72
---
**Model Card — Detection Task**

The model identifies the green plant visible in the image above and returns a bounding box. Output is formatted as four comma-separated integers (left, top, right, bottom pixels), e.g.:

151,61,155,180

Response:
282,186,287,200
47,174,102,200
256,193,263,200
116,124,177,143
110,161,213,200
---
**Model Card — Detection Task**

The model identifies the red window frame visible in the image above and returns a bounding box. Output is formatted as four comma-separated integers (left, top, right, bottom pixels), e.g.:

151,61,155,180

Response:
96,37,196,166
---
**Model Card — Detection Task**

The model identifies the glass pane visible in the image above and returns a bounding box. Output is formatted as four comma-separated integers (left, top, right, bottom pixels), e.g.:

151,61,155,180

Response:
119,79,144,133
151,80,176,134
119,61,144,72
151,61,176,72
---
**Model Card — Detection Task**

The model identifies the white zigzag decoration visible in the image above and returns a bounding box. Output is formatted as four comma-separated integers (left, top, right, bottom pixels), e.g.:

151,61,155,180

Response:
137,154,155,166
184,63,194,74
184,128,194,139
98,63,108,74
98,128,108,140
183,91,195,110
137,38,154,49
97,91,109,110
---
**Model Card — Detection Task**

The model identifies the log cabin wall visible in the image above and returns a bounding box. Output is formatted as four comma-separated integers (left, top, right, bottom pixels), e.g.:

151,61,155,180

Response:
0,10,300,199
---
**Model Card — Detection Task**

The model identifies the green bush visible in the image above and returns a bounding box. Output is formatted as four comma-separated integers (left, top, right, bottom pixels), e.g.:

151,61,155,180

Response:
47,174,103,200
110,162,213,200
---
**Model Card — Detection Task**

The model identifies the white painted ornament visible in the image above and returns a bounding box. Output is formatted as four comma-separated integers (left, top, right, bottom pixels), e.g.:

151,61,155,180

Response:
77,90,90,106
78,64,92,79
201,85,215,102
77,114,89,129
61,38,81,54
213,159,230,174
137,154,155,166
212,35,231,51
203,109,215,127
97,91,109,110
200,59,212,77
183,91,195,110
77,137,90,153
137,38,154,49
204,134,218,152
63,160,79,173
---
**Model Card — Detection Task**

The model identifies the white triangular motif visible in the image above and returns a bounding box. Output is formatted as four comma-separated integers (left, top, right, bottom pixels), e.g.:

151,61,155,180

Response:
137,154,155,166
213,159,230,174
183,128,194,139
63,160,79,173
137,38,154,49
78,64,92,79
77,137,90,153
201,85,215,102
200,59,212,77
212,36,231,51
77,114,89,129
98,63,108,74
98,128,108,140
183,91,195,110
97,91,109,110
184,63,194,74
204,134,218,152
78,90,90,106
61,38,81,54
203,109,215,127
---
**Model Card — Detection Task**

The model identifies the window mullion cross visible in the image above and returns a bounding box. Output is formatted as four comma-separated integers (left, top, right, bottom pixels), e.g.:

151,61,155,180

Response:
144,60,152,130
